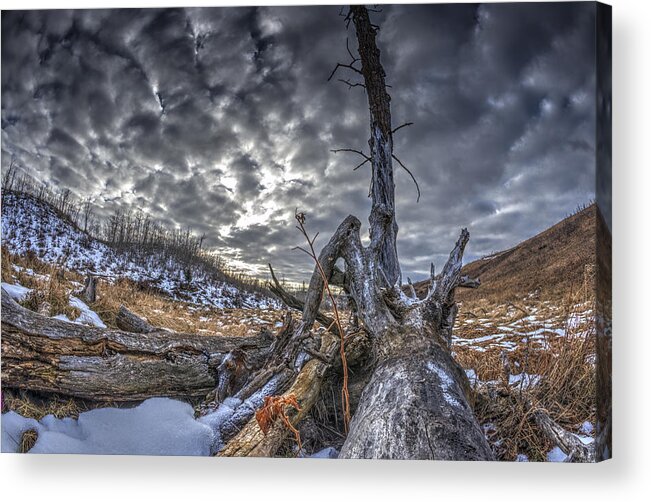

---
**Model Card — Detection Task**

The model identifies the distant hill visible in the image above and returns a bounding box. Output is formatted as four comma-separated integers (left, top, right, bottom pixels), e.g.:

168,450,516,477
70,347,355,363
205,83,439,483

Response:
416,204,601,304
1,191,277,309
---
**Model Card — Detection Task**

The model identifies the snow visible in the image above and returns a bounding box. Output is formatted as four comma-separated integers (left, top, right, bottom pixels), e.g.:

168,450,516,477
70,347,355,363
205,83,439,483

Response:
197,397,241,453
426,362,464,408
69,296,107,328
465,368,478,383
546,446,568,462
1,282,31,301
1,398,223,456
515,453,530,462
508,372,540,387
1,192,278,310
580,421,594,435
308,447,339,459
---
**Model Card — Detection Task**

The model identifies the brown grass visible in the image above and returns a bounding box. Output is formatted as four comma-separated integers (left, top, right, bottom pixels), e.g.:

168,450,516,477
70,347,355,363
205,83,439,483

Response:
1,245,13,282
456,286,597,461
2,248,285,337
19,429,39,453
2,390,88,420
415,204,598,306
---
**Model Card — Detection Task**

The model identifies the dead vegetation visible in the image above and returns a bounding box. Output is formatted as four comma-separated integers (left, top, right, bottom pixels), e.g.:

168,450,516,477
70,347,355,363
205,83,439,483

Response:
255,394,303,452
1,204,600,461
2,389,90,420
455,285,597,461
1,246,285,336
1,243,598,461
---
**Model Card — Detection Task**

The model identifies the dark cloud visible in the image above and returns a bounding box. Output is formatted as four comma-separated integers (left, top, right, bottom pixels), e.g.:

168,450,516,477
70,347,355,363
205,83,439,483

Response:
2,4,598,282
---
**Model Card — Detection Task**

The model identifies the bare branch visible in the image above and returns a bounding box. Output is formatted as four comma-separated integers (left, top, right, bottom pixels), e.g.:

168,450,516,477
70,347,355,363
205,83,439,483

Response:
338,78,366,90
391,122,414,135
327,62,363,82
331,148,371,162
353,158,371,171
531,407,595,463
293,211,351,432
391,154,421,202
432,228,470,302
406,277,417,299
345,37,359,63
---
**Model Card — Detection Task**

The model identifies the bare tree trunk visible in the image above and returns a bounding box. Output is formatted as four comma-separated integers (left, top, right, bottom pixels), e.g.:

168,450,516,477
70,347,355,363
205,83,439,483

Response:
214,6,492,460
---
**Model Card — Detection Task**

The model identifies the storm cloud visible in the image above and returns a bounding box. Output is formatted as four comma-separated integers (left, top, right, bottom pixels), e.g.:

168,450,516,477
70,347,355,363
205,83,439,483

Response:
1,4,597,282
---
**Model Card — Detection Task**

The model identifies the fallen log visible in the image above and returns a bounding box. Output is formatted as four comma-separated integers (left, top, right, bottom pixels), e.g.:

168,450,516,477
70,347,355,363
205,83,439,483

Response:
218,332,339,457
1,288,274,401
115,305,156,334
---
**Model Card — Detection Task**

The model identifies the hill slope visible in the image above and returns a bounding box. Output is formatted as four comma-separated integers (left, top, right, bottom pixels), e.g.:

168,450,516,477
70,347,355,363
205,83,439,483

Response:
417,205,599,304
1,191,276,309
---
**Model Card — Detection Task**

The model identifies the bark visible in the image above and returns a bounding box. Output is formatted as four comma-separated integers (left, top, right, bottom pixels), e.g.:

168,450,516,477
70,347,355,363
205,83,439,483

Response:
531,407,598,463
218,333,340,457
80,273,97,304
339,340,491,460
0,289,274,401
115,305,156,333
222,6,492,460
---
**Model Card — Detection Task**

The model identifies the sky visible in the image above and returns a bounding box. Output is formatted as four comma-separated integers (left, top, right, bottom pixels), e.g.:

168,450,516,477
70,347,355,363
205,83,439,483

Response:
1,3,598,283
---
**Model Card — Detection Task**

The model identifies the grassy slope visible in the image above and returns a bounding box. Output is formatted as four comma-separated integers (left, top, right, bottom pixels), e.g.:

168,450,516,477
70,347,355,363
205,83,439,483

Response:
446,204,597,305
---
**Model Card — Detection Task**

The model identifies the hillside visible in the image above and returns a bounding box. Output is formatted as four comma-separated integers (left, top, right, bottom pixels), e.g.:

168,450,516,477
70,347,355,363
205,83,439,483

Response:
1,191,276,309
419,205,599,304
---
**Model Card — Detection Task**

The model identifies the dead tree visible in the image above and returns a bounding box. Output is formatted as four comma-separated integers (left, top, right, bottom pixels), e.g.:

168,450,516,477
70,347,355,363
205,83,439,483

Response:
1,6,492,460
212,6,492,459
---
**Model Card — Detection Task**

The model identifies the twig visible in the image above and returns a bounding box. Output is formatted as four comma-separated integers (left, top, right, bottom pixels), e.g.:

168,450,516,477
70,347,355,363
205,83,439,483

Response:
391,122,414,135
293,210,351,432
391,154,421,202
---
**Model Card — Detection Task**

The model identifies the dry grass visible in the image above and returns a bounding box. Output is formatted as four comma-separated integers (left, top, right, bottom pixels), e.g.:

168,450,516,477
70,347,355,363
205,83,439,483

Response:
414,204,598,306
455,286,597,461
19,429,39,453
1,244,13,281
2,389,89,420
2,248,286,337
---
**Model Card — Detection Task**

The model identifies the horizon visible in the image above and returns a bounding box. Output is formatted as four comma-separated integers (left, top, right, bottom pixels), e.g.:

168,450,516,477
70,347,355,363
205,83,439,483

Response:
1,4,599,282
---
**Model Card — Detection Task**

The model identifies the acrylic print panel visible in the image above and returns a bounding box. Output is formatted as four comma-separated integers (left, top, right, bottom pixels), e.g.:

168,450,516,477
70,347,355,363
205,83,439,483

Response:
0,3,611,461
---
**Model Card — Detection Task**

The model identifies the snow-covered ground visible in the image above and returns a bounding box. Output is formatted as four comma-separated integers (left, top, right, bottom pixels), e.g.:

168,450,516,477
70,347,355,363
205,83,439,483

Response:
2,398,227,455
1,397,337,458
2,281,108,328
1,192,277,309
452,301,594,354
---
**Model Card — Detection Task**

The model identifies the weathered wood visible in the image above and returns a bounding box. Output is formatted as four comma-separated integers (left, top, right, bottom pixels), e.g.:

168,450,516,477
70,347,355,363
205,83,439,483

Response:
531,407,596,463
318,7,491,460
80,273,97,304
115,305,156,333
221,6,491,461
1,288,274,401
218,333,339,457
339,338,491,460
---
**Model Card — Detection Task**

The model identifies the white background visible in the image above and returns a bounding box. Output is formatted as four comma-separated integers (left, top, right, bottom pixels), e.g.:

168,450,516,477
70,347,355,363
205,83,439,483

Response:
1,0,649,500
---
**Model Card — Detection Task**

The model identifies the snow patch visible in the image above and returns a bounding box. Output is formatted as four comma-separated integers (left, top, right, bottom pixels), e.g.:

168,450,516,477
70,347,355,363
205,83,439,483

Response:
1,282,31,301
546,446,568,462
69,296,107,328
2,398,215,455
308,447,339,459
426,362,464,408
